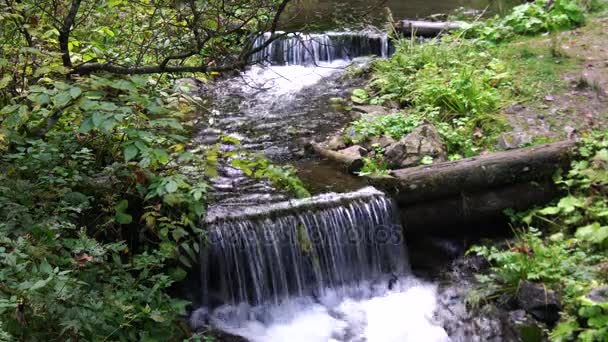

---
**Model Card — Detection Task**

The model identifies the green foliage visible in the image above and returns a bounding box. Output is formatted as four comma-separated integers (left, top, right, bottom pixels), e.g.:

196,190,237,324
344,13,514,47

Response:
351,88,369,104
469,130,608,341
0,74,207,339
522,131,608,242
0,0,305,339
349,35,509,159
347,112,422,143
231,153,311,199
461,0,586,43
358,144,389,177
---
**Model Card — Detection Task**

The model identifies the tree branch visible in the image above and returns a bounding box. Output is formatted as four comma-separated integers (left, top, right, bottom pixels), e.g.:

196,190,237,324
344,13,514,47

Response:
58,0,82,69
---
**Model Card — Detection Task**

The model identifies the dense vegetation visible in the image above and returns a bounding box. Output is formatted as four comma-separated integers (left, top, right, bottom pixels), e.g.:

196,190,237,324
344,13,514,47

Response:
1,0,606,340
345,0,599,175
470,131,608,341
0,0,294,340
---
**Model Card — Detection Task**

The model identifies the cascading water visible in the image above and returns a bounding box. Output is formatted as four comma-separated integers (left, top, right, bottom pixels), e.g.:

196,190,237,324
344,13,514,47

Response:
197,29,391,212
204,187,407,306
191,188,451,341
251,30,390,66
188,27,509,342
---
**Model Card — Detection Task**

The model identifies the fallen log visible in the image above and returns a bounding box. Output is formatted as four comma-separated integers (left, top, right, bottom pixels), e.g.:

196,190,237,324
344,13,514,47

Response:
399,180,561,232
395,20,461,38
309,143,365,173
370,140,576,206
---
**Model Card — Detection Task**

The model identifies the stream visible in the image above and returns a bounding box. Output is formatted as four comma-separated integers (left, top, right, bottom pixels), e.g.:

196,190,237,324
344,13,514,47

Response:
187,3,519,340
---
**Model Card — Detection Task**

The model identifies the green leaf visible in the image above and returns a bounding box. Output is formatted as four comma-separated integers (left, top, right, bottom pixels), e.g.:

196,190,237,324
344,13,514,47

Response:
29,277,51,291
39,259,53,275
124,145,139,162
351,88,369,104
79,118,94,133
0,75,11,89
114,199,132,224
165,181,178,193
115,212,132,224
538,206,561,215
54,91,72,107
550,318,579,342
69,87,82,98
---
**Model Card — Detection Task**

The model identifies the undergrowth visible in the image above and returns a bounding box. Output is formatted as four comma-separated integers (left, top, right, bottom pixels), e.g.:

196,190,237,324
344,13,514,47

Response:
344,0,593,170
469,130,608,341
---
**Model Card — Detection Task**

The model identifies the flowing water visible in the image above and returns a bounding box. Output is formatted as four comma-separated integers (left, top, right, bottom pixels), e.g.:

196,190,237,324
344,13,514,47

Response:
192,189,453,341
190,24,512,342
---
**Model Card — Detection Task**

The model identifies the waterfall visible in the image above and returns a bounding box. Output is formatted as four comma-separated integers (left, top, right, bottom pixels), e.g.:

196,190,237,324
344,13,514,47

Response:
251,31,391,66
201,187,408,307
190,188,453,341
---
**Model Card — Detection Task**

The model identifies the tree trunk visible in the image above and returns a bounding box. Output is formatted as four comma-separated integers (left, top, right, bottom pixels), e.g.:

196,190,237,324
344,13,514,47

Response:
395,20,461,37
370,140,576,206
369,140,577,232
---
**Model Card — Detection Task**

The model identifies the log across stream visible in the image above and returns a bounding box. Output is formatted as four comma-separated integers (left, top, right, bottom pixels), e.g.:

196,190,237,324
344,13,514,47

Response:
372,140,577,231
306,140,577,232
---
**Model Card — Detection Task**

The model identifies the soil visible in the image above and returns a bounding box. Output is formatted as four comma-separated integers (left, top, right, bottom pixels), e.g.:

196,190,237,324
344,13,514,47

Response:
502,13,608,145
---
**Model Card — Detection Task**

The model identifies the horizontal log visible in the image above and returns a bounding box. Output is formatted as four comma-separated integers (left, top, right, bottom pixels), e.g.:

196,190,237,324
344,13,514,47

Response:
395,20,461,37
370,140,576,207
400,180,560,233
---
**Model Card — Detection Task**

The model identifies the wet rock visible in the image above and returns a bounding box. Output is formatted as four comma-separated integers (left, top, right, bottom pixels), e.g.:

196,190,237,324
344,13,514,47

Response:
383,124,447,169
508,310,546,342
367,135,396,149
338,145,367,160
517,281,561,324
497,132,531,150
350,104,389,117
585,286,608,303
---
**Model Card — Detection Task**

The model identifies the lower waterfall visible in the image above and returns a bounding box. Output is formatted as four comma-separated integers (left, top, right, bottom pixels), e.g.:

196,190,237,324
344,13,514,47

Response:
190,188,451,342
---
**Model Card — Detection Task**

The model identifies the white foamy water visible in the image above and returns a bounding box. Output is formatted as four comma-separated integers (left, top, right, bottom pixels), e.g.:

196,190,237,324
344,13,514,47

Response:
239,60,352,97
204,277,450,342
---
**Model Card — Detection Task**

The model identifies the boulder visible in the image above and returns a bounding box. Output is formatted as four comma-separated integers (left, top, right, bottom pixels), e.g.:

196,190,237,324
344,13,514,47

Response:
383,124,447,169
367,135,396,149
498,132,531,150
338,145,367,160
517,281,561,324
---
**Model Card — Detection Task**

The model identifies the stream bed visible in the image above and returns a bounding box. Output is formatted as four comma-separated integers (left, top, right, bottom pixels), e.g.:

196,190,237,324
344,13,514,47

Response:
188,24,521,342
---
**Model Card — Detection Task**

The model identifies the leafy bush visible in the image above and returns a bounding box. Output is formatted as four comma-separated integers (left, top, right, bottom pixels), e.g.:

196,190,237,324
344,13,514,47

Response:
347,36,509,159
348,112,423,142
461,0,586,43
469,130,608,341
0,75,206,340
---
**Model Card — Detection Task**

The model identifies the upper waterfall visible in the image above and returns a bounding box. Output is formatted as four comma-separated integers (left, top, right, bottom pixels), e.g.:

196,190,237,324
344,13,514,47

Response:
251,30,391,66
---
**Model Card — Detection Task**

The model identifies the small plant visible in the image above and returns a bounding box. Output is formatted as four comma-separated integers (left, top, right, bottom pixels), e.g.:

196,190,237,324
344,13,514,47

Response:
358,144,389,177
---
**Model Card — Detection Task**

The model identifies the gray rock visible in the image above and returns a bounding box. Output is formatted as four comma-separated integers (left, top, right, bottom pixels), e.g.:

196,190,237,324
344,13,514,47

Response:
367,135,396,149
517,281,561,324
338,145,367,159
498,132,530,150
586,286,608,303
383,124,447,169
350,105,389,117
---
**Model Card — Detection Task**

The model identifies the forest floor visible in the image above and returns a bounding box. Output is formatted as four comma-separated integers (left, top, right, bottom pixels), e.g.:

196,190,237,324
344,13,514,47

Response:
501,12,608,146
